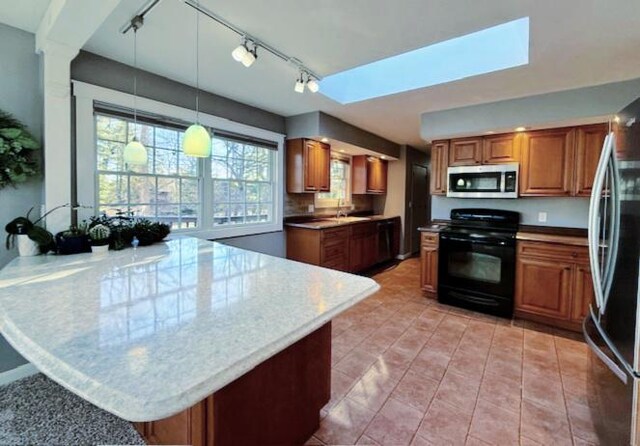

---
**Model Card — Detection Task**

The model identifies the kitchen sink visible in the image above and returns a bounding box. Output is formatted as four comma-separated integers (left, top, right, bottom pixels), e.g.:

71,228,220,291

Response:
322,216,371,223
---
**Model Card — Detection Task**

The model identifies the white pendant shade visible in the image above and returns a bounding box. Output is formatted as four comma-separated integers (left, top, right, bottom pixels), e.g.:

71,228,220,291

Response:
123,139,148,165
183,124,211,157
294,79,305,93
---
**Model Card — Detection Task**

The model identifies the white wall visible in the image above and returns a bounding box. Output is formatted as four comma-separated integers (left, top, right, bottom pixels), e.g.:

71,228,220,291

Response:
379,147,408,254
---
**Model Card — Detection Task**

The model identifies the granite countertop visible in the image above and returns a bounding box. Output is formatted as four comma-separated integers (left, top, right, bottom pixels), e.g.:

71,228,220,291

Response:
516,225,588,246
0,237,379,422
285,214,400,230
418,220,450,233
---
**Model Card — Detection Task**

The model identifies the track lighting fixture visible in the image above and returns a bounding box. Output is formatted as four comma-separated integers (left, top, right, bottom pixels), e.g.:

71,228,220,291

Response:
306,75,320,93
231,39,257,67
294,74,305,93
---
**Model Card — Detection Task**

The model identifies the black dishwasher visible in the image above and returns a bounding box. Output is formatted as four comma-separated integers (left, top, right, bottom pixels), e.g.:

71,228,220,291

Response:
377,220,395,263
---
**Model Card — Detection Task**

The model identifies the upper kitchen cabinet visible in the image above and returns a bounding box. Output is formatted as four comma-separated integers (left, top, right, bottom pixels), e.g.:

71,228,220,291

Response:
575,124,608,197
520,128,576,196
286,138,331,193
352,156,388,194
483,133,522,164
449,138,482,166
430,140,449,195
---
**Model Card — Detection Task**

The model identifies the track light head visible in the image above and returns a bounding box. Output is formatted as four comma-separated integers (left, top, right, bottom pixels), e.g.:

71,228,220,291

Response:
294,76,305,93
241,47,256,67
232,43,248,62
307,78,319,93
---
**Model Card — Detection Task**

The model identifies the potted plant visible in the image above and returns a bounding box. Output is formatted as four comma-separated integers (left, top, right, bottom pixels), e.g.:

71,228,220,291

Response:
0,110,40,191
88,224,111,254
55,224,91,255
5,208,55,256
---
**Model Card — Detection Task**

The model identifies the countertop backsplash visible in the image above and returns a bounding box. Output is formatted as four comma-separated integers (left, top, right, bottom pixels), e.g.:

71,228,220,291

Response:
285,193,374,217
431,196,590,228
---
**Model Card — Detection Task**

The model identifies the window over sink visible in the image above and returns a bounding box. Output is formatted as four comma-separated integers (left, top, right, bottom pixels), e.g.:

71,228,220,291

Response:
315,155,351,208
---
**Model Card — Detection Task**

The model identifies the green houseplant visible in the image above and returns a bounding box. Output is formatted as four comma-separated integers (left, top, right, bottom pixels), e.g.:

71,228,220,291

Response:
5,208,55,256
88,224,111,254
0,110,40,190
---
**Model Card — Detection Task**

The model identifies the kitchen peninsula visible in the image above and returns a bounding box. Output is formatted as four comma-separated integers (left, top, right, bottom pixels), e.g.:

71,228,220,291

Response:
0,237,379,445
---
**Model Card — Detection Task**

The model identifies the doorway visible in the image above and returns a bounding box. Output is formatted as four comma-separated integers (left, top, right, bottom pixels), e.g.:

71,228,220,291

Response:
408,164,429,255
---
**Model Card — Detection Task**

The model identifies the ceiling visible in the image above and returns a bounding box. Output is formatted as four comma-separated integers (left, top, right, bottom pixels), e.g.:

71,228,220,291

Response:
0,0,49,33
3,0,640,147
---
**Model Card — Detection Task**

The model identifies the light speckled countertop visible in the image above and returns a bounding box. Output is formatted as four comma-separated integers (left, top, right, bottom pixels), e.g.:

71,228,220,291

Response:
0,237,379,422
285,215,400,230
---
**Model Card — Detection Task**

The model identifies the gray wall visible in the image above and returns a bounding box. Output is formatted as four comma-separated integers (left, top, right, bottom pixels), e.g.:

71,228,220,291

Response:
72,51,286,134
0,24,44,373
432,196,590,228
286,111,401,158
218,231,286,258
421,78,640,141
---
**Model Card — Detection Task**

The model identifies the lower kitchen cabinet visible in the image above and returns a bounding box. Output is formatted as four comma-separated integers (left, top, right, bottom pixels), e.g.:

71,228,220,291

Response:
285,218,398,273
515,240,593,331
420,232,439,298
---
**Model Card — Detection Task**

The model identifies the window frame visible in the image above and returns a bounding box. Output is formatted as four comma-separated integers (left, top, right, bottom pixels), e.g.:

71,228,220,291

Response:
315,153,352,209
74,81,284,240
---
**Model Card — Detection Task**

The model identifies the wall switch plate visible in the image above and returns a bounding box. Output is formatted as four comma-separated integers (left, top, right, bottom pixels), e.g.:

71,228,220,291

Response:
308,204,314,213
538,211,548,223
350,204,355,210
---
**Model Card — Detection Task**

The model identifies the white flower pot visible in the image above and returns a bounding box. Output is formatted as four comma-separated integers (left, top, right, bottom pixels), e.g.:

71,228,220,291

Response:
17,234,40,257
91,244,109,254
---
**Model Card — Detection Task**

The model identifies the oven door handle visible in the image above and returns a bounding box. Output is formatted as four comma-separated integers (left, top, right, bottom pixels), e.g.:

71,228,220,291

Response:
440,235,509,246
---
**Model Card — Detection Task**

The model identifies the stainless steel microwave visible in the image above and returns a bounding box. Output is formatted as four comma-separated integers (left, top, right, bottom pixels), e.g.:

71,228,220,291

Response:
447,164,519,198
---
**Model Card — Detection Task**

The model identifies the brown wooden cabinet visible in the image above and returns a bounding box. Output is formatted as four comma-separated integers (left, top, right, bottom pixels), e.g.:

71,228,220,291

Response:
352,156,388,194
286,218,399,273
420,232,439,298
449,138,482,166
483,133,521,164
429,141,449,195
349,222,378,272
575,124,607,197
286,138,330,193
515,239,594,331
519,128,576,196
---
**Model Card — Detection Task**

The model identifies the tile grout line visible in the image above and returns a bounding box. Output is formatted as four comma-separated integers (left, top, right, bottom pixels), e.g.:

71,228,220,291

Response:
354,302,449,445
553,332,577,445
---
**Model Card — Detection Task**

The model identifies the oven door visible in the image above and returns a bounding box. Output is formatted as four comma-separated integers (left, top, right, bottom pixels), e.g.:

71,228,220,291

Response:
438,233,516,299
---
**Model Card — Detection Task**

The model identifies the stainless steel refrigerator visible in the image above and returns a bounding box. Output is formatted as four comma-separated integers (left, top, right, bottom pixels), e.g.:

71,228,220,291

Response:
585,96,640,445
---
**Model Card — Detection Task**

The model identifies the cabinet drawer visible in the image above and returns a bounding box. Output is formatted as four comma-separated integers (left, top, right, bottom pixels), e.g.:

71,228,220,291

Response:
322,243,348,261
321,257,348,271
518,241,589,263
322,227,349,243
350,222,377,237
421,232,439,247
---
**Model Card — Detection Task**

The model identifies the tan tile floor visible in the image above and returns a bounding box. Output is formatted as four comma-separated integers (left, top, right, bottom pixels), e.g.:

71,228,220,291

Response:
307,258,597,446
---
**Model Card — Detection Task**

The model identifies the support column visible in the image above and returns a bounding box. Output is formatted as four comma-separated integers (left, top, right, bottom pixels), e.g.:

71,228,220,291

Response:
39,41,78,233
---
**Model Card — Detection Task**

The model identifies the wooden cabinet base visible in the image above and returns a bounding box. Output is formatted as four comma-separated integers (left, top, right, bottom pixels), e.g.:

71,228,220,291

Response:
134,323,331,445
514,311,582,332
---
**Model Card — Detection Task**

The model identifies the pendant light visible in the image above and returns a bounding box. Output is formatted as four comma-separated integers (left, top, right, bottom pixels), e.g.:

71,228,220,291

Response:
182,0,211,158
123,21,148,166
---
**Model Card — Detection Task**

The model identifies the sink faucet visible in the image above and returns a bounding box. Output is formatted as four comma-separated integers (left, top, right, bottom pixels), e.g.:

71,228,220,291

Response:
336,198,348,219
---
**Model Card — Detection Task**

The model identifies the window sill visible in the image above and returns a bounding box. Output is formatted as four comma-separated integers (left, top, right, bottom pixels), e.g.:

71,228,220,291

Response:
175,221,284,240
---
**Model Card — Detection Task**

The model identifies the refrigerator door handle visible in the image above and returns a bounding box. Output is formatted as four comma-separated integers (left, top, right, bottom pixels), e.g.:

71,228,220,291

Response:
588,132,615,311
602,136,621,312
584,309,630,384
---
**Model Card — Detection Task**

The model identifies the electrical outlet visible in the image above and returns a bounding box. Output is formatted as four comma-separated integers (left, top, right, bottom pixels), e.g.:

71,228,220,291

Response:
307,204,314,213
350,204,355,210
538,211,548,223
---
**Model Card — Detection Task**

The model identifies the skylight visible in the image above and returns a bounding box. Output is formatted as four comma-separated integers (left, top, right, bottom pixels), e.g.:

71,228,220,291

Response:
320,17,530,104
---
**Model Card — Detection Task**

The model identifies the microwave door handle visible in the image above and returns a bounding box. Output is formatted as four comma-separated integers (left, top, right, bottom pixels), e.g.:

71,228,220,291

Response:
500,173,505,192
588,132,613,312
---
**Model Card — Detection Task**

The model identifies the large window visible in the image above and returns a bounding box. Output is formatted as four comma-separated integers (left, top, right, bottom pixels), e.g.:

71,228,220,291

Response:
211,136,275,226
316,156,351,208
96,114,199,229
94,110,277,232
